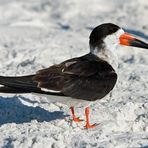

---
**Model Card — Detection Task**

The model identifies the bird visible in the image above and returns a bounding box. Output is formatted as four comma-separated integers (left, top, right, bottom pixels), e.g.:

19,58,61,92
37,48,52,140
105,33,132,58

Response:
0,23,148,129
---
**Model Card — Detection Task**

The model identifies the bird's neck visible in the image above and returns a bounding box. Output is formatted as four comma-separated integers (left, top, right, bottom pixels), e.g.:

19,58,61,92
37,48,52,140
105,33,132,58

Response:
90,47,118,71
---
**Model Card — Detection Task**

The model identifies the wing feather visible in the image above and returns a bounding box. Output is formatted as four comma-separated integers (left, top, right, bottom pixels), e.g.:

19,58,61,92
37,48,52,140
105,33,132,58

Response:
33,54,117,100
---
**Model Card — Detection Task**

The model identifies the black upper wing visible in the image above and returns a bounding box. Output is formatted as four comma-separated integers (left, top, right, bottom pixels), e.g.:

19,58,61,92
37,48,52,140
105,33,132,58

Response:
33,54,117,101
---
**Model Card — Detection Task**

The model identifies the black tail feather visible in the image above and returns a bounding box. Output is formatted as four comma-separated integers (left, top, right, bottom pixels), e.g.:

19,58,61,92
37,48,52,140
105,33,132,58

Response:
0,75,65,96
0,75,40,93
0,75,36,89
0,86,31,93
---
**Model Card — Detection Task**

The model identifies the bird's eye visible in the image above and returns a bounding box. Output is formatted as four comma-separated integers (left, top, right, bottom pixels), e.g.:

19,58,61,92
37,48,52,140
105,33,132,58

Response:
109,27,118,34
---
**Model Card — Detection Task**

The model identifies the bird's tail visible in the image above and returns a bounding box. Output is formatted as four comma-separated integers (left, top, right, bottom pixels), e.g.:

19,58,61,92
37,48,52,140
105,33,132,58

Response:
0,75,38,93
0,86,31,93
0,75,65,96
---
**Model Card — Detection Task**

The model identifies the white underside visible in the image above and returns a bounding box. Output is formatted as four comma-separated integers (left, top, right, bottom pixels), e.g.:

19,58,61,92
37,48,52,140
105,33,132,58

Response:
33,93,92,107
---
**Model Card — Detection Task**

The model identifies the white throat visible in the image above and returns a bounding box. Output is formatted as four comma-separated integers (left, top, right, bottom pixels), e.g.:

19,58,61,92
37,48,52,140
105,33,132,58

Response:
90,29,124,71
92,46,118,71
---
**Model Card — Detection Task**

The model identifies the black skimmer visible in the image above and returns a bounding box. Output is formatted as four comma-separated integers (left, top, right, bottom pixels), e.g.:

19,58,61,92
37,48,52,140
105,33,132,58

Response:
0,23,148,129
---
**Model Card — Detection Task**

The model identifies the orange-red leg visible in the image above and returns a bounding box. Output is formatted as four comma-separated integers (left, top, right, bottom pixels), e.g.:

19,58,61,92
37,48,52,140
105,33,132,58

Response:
70,106,82,122
85,107,97,129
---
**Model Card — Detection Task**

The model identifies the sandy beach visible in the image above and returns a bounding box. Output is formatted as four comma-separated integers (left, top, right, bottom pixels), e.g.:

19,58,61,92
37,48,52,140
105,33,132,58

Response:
0,0,148,147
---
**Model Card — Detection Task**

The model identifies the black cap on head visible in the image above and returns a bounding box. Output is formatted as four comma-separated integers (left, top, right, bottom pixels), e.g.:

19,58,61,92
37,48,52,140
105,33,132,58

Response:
89,23,120,48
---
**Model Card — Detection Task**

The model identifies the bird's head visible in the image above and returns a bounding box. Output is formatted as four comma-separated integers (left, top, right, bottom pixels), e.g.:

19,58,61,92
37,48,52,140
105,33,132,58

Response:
89,23,148,53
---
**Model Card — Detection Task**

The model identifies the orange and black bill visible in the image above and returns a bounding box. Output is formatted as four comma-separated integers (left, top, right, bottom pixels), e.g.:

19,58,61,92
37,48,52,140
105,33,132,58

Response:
120,33,148,49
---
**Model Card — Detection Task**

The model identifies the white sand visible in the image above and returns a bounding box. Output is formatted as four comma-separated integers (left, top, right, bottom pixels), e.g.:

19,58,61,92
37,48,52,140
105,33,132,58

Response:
0,0,148,147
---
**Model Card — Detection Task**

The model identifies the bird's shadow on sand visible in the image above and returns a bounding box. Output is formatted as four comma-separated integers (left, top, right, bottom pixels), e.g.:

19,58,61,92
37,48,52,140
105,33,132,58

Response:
0,96,67,125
